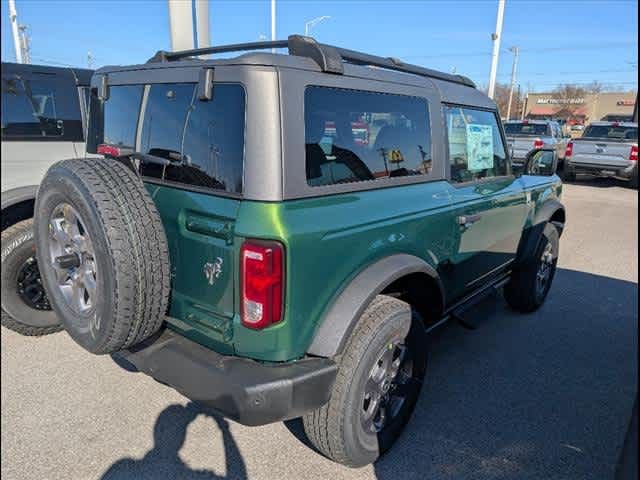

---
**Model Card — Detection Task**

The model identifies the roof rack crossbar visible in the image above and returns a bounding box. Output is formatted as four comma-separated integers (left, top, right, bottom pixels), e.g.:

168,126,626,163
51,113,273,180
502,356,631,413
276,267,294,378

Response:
147,35,475,88
149,40,289,63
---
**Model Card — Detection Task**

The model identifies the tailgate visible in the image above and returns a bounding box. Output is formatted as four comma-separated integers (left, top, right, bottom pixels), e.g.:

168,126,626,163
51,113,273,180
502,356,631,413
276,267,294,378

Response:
146,185,240,354
571,140,634,167
507,136,537,160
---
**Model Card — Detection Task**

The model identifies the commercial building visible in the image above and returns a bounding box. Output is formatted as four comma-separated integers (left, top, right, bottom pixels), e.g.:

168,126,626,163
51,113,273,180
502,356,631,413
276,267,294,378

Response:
522,92,637,124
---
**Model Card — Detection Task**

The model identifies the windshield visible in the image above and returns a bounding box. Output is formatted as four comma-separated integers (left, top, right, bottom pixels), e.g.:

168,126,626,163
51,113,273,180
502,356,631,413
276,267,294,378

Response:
582,125,637,142
504,123,550,136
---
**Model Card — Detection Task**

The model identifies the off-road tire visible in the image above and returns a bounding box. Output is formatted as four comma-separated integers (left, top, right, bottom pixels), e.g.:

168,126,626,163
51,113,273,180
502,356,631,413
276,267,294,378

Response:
302,296,426,467
34,158,171,354
504,222,559,313
1,219,62,336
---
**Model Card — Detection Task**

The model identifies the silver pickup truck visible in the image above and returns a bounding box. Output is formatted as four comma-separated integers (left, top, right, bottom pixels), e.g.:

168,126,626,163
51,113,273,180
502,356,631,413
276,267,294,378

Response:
504,120,570,169
564,121,638,188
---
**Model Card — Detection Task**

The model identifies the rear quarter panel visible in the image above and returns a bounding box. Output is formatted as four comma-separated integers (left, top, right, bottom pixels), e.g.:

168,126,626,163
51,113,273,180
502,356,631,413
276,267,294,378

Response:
233,181,456,361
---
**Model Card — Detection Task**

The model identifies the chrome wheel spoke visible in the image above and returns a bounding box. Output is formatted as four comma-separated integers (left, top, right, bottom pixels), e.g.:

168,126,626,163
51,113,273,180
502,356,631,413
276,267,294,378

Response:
71,279,85,311
50,218,71,245
389,344,407,378
47,202,98,316
365,374,384,397
52,262,70,283
82,273,97,303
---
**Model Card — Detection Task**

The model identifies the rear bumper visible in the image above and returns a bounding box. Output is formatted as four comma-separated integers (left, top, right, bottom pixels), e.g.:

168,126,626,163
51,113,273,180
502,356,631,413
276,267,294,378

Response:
567,160,637,179
114,329,337,426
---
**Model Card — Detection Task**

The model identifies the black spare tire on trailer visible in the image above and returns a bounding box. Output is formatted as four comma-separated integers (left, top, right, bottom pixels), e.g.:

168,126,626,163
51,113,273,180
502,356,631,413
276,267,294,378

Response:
34,158,171,354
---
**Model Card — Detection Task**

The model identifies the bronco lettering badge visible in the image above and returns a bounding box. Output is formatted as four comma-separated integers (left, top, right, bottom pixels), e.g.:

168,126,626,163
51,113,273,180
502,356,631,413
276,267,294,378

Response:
203,258,224,285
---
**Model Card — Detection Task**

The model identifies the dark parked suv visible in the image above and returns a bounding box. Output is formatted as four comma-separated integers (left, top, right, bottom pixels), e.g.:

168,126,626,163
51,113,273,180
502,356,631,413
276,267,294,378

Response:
31,36,565,467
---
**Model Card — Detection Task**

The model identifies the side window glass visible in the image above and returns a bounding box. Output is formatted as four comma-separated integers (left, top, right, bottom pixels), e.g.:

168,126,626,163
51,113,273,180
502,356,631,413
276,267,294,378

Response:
304,86,432,187
444,105,508,183
2,76,36,138
1,74,83,141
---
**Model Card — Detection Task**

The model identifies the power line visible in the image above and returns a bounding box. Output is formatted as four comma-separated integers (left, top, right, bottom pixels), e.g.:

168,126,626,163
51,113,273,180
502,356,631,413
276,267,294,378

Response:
401,41,637,61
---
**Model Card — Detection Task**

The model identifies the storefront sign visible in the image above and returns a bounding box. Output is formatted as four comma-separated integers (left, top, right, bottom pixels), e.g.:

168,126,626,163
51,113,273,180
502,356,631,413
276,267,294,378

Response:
536,98,585,105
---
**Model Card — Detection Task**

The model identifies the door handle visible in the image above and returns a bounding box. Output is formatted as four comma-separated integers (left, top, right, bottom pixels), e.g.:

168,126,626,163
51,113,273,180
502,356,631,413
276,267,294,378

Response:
457,214,482,226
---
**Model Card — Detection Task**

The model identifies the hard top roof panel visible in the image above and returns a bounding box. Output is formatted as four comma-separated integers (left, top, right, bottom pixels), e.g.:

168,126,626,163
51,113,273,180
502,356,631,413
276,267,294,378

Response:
1,61,93,85
95,35,477,90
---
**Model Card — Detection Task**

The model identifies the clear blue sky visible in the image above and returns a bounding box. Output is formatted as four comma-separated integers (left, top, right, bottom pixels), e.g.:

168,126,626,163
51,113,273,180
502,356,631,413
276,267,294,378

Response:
1,0,638,93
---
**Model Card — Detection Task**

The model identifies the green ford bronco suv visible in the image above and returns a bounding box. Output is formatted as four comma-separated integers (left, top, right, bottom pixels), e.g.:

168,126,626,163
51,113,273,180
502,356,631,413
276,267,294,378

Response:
33,36,565,467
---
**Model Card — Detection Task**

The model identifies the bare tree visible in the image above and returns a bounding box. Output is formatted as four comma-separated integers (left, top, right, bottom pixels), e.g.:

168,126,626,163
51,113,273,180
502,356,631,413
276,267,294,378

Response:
551,84,588,120
485,82,524,119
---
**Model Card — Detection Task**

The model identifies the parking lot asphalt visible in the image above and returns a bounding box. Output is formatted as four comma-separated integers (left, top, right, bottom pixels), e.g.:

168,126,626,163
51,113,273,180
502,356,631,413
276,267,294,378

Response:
2,179,638,480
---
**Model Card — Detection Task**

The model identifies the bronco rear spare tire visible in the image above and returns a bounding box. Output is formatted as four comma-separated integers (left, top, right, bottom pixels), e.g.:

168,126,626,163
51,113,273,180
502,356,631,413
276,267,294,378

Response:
34,158,171,354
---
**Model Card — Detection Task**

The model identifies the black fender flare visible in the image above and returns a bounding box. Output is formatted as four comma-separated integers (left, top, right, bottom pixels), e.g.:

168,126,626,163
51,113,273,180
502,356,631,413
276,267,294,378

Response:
307,253,444,358
515,199,566,266
1,185,38,211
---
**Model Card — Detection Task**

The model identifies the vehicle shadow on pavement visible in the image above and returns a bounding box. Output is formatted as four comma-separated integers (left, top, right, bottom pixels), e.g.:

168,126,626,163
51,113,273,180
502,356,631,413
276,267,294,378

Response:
100,402,247,480
287,268,637,480
562,176,634,189
371,268,638,480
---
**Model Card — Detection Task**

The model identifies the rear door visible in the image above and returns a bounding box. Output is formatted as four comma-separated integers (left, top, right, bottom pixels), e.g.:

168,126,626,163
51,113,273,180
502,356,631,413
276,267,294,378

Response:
443,105,528,299
91,80,246,352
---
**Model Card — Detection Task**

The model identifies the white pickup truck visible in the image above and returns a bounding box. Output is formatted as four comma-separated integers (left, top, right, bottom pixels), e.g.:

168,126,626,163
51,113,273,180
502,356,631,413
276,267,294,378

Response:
564,121,638,188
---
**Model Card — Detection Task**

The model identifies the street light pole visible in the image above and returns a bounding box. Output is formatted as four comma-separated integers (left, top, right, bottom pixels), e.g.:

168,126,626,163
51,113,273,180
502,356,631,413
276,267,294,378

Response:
8,0,23,64
304,16,331,37
271,0,276,52
487,0,506,99
506,46,520,120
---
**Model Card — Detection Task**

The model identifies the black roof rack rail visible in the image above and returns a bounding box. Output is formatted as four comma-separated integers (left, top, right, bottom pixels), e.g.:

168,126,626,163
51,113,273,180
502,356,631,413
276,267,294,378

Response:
147,35,475,88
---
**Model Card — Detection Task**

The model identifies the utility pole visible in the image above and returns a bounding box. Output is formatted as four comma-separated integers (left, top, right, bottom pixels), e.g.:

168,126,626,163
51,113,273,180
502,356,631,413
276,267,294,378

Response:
8,0,23,63
487,0,506,99
506,46,519,120
271,0,276,53
521,91,528,121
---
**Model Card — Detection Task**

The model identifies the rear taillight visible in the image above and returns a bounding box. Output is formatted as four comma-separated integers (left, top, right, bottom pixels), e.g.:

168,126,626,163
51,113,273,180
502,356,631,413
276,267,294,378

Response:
533,138,544,149
565,141,574,158
97,144,121,157
240,240,284,329
630,145,638,162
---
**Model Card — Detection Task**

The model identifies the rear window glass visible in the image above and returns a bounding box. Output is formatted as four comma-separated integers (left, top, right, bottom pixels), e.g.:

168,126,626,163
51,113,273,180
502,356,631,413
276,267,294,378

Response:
582,124,637,141
304,87,432,187
95,85,144,150
1,73,83,142
504,123,550,136
139,83,245,193
90,83,245,194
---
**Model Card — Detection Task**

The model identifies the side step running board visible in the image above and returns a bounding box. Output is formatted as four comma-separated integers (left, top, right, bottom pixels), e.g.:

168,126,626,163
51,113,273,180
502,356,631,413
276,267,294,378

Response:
425,273,510,334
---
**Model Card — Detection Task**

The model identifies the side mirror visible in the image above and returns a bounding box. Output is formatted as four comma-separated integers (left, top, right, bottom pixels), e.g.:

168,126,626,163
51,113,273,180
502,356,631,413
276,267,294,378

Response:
524,148,558,176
